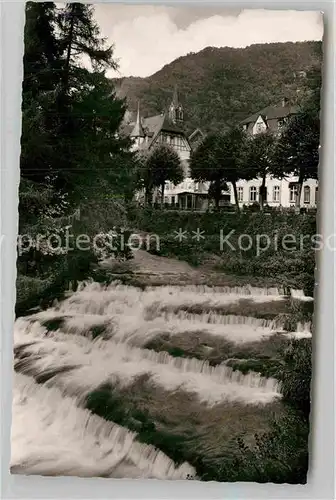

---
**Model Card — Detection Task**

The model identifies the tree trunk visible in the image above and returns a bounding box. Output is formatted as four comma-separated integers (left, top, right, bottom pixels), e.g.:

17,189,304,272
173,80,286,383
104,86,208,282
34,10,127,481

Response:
232,181,240,212
145,187,153,206
296,175,304,210
161,182,165,208
259,174,266,211
63,5,75,94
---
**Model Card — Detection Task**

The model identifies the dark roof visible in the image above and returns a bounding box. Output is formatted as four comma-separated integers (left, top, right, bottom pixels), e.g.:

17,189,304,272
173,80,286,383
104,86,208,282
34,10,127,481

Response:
130,104,145,138
240,103,299,125
189,128,204,141
124,112,185,149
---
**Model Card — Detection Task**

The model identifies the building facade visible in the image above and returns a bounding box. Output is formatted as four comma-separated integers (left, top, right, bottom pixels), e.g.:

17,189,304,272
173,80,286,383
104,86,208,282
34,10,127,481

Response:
238,99,318,208
126,87,209,209
126,92,317,210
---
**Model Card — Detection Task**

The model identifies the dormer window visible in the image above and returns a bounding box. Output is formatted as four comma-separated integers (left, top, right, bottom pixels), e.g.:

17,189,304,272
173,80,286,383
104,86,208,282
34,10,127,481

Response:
256,122,264,133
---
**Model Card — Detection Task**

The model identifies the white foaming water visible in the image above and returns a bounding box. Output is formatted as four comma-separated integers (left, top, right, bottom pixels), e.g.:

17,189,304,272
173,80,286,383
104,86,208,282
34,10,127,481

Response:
55,282,286,318
11,373,195,479
281,321,312,339
27,285,287,346
296,321,312,333
290,289,314,302
146,284,285,296
14,320,281,405
282,332,312,339
156,311,284,343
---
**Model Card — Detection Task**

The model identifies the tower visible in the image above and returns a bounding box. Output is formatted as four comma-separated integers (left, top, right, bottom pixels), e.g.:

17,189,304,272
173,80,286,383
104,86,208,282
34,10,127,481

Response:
168,85,183,125
130,101,145,150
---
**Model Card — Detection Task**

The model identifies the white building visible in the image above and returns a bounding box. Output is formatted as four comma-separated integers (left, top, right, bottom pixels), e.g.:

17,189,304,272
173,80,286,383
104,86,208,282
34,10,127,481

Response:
125,92,317,210
233,176,318,208
238,100,318,208
124,87,209,209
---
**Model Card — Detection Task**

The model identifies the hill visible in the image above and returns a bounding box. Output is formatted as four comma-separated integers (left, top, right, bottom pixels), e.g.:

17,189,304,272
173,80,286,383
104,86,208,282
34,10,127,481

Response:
114,41,322,134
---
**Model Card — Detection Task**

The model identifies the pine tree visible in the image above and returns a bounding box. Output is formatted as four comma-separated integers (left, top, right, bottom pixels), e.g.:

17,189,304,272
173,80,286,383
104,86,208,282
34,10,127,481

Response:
21,2,132,205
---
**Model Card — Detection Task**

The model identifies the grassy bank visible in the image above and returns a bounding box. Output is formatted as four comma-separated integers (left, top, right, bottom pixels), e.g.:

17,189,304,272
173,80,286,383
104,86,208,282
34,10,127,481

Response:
129,208,316,295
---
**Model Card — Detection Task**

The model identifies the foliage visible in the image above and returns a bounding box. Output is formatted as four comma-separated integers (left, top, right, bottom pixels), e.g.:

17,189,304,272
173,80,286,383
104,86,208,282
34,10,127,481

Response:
190,128,249,209
145,144,184,206
115,41,322,134
203,409,309,483
129,208,316,294
272,55,321,207
272,106,320,206
278,338,312,420
245,131,277,210
18,3,139,313
21,2,134,206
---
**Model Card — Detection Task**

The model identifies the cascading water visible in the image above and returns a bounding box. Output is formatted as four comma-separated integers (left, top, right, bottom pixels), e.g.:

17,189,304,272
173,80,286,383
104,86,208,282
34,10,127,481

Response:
14,320,281,405
12,373,195,479
12,280,303,478
290,289,314,301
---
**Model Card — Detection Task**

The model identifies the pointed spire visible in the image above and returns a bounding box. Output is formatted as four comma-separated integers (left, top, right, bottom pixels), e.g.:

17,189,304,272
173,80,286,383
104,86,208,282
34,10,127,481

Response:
130,101,145,138
171,84,179,107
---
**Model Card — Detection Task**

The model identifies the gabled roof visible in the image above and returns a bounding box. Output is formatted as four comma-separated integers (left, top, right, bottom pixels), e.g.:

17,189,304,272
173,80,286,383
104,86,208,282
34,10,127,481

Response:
241,103,299,125
126,111,186,149
189,128,204,141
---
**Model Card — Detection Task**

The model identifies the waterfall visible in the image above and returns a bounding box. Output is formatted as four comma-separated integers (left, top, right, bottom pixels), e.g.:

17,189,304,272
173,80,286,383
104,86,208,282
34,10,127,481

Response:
290,289,314,301
14,320,281,406
11,373,195,479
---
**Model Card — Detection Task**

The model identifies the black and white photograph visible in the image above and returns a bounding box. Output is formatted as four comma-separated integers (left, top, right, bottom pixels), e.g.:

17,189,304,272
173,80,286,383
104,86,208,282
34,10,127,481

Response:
12,3,322,483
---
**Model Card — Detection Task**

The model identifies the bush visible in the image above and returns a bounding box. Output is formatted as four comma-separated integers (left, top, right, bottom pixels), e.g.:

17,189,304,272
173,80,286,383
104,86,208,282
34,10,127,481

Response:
204,409,309,484
278,339,312,420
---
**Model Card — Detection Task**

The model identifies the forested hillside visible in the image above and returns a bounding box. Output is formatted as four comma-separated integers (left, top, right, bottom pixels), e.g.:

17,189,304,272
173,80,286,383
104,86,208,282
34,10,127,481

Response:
114,41,322,134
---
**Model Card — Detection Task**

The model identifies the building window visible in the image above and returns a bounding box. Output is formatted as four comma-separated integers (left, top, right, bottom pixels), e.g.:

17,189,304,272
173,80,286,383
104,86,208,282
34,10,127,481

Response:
249,186,257,202
171,135,188,151
255,123,263,133
303,186,311,204
315,186,318,204
238,187,244,202
171,196,175,205
273,185,280,202
289,184,298,203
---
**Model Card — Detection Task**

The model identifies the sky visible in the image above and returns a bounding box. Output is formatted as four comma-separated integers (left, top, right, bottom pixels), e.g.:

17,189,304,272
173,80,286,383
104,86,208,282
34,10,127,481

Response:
93,5,323,78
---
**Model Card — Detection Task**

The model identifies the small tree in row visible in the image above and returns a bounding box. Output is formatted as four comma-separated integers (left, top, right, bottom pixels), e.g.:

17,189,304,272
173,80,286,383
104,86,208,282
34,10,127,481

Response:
190,127,252,211
137,144,184,207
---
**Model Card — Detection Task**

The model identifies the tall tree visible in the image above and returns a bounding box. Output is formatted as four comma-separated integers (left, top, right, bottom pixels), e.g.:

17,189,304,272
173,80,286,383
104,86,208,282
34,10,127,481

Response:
57,3,116,94
136,151,154,206
21,2,131,206
190,127,249,211
272,108,319,208
272,54,321,208
246,131,276,211
146,145,184,206
23,2,61,98
21,2,62,184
